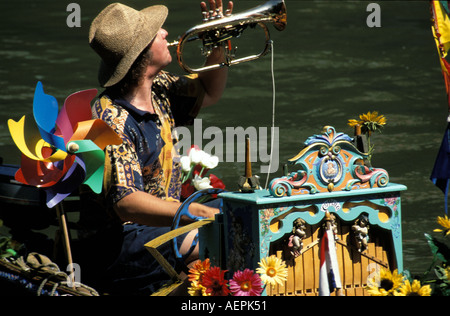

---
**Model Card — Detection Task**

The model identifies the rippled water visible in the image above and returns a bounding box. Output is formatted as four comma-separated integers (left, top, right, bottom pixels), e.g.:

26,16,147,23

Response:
0,0,448,274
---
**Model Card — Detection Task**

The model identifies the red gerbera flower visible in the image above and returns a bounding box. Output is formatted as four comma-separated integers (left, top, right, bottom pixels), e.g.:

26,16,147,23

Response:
202,266,230,296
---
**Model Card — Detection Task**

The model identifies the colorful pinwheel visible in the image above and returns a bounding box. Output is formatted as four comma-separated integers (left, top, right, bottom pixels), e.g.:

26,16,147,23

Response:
8,82,122,208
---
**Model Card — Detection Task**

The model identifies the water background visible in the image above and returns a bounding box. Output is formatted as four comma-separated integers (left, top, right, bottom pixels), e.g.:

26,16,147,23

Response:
0,0,448,274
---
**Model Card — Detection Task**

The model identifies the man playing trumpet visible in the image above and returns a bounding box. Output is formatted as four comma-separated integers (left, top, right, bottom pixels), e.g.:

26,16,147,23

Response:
83,0,233,295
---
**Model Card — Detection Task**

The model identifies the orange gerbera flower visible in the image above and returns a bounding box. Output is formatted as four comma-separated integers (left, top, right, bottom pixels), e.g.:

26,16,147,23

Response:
188,258,211,284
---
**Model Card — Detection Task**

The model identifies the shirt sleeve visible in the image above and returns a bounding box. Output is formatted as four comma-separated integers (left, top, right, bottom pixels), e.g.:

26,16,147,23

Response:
92,97,144,205
154,71,205,126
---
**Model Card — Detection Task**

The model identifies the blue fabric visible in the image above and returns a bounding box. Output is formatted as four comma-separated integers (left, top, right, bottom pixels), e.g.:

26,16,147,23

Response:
431,123,450,214
80,198,223,296
113,97,165,169
100,223,187,295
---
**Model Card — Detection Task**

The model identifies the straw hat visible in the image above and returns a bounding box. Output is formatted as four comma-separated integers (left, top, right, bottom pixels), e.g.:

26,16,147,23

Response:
89,3,168,87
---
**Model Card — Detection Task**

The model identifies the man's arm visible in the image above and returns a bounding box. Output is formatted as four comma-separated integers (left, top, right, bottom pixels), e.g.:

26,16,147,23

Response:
114,191,219,227
198,0,233,108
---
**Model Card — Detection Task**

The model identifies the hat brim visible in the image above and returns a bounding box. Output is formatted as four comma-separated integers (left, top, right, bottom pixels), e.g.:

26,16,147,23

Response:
99,5,168,87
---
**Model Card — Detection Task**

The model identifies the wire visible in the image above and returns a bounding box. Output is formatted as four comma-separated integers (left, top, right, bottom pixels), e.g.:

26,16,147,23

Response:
264,40,276,189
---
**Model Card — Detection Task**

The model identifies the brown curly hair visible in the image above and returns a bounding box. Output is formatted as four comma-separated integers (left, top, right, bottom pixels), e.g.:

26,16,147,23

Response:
105,44,153,98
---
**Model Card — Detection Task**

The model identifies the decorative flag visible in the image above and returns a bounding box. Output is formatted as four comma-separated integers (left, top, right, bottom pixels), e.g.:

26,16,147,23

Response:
430,1,450,213
431,123,450,214
431,0,450,59
318,224,342,296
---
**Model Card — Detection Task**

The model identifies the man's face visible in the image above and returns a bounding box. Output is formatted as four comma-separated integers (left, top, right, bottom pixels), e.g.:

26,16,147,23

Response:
149,28,172,69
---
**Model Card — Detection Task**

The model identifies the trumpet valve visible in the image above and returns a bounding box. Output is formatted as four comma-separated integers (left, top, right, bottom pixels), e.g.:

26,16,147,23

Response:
202,11,208,22
215,8,222,19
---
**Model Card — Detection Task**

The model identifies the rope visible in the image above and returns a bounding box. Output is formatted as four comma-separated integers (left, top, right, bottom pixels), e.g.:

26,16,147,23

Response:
1,254,99,296
264,40,277,189
37,277,59,296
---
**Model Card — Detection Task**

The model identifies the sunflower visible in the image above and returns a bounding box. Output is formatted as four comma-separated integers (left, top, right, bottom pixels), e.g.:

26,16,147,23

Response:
347,111,386,135
347,119,361,128
366,268,404,296
434,215,450,237
229,269,263,296
360,111,386,134
256,255,288,287
347,111,386,163
395,279,432,296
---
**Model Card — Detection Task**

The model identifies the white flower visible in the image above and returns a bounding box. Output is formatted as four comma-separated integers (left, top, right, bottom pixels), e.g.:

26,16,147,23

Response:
200,153,219,169
192,174,213,190
188,147,203,164
180,155,192,173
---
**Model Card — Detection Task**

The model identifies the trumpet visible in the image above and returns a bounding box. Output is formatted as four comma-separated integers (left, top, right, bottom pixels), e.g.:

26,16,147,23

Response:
167,0,287,73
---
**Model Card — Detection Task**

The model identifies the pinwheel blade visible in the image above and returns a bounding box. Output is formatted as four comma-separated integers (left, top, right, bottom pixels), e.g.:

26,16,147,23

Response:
32,81,66,151
70,119,122,150
15,154,76,188
69,139,107,194
55,89,98,144
8,115,67,162
45,157,86,208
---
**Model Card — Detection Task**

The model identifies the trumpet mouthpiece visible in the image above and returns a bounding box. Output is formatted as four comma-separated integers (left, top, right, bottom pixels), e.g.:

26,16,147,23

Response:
167,40,179,47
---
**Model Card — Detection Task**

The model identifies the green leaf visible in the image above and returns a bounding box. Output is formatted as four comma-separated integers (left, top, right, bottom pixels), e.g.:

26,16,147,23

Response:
435,266,450,282
424,233,450,263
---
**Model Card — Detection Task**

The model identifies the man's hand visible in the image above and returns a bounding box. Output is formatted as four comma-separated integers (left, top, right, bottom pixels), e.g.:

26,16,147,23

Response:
188,202,220,220
197,0,234,108
200,0,234,21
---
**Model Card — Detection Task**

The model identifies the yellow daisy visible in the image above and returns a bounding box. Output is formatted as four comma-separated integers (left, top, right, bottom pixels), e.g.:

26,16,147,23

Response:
366,268,404,296
434,215,450,237
395,279,432,296
256,255,288,287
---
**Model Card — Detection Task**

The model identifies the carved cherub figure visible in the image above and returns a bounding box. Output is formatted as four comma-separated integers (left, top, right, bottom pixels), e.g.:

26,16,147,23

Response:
288,218,307,258
352,215,369,252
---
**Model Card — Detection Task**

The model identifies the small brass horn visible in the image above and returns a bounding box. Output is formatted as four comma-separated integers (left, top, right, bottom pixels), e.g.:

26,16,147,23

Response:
168,0,287,73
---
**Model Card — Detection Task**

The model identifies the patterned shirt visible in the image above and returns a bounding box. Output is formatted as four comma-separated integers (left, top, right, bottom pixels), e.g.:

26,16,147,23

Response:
92,71,204,207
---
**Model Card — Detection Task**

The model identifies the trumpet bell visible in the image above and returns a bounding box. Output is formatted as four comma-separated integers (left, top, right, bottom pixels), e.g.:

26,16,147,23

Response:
169,0,287,73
